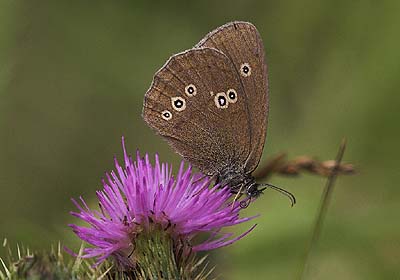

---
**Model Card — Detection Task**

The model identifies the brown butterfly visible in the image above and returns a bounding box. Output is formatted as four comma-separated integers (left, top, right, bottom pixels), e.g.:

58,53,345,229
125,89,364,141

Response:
142,21,295,207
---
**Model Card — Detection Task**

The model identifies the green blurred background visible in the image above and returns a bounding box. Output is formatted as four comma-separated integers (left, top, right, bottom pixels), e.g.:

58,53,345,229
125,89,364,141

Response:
1,1,399,279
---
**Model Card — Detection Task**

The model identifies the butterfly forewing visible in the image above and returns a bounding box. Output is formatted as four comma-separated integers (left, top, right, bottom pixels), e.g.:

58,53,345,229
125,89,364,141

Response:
196,21,269,173
143,48,252,175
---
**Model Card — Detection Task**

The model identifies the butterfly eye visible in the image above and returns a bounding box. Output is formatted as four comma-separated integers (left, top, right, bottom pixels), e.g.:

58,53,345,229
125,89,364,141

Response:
161,110,172,120
185,84,197,96
171,97,186,111
214,92,228,109
227,89,238,103
240,63,251,77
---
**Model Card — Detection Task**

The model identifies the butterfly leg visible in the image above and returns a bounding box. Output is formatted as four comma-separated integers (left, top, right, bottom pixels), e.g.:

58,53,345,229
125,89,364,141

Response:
231,185,245,209
192,174,209,185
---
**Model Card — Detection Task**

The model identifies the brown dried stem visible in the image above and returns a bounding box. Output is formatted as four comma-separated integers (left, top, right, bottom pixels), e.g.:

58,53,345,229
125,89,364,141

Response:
254,151,355,180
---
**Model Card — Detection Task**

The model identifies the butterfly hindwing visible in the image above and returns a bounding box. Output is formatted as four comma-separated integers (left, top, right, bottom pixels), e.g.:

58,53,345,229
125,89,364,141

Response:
196,21,269,173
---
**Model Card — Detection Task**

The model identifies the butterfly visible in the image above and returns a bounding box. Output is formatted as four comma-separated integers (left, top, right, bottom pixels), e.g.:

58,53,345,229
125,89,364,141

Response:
142,21,295,207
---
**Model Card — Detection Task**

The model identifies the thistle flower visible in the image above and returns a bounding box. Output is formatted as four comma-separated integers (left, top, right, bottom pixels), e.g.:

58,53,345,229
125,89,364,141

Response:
69,137,256,276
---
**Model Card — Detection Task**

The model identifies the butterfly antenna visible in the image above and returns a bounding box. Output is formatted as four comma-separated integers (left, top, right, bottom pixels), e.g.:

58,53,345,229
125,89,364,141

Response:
260,183,296,207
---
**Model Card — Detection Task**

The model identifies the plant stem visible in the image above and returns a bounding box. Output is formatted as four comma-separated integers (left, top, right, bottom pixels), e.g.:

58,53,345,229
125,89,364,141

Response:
299,138,347,280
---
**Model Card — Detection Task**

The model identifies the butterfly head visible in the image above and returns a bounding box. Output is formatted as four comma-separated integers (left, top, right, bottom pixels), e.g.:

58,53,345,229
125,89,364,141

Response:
245,183,266,198
236,183,265,208
239,182,296,208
